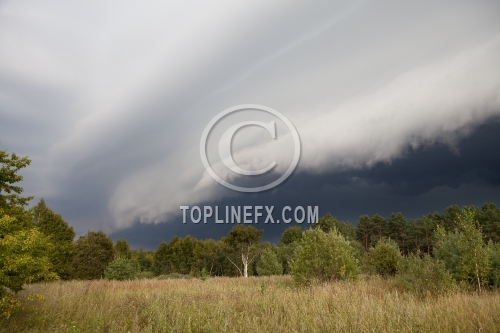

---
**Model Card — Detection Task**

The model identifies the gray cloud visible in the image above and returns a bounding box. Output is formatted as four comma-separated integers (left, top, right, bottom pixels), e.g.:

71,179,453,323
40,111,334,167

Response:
1,0,500,235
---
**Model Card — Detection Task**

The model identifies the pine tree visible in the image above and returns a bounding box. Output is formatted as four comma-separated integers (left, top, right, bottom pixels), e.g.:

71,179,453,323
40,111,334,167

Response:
356,215,372,251
371,214,386,245
386,213,407,254
479,203,500,243
419,215,436,255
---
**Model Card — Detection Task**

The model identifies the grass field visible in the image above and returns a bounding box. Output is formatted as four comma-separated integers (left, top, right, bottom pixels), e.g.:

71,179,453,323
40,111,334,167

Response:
1,276,500,333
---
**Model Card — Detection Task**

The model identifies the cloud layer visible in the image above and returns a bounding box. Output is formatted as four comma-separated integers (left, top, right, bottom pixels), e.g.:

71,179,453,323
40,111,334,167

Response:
1,0,499,233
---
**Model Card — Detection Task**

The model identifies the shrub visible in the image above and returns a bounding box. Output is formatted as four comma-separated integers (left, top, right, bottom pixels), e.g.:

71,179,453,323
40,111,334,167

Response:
256,248,283,276
0,289,20,319
135,271,155,280
291,228,360,285
364,238,402,277
104,258,138,281
396,254,456,297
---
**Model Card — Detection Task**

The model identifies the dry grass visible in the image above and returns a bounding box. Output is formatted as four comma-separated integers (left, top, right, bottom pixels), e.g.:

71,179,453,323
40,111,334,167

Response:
1,276,500,332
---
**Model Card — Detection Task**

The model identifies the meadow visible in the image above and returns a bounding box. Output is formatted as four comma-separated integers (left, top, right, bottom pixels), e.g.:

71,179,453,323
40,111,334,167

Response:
1,276,500,333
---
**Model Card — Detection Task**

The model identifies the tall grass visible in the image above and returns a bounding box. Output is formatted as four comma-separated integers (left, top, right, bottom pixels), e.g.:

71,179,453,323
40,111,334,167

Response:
1,275,500,332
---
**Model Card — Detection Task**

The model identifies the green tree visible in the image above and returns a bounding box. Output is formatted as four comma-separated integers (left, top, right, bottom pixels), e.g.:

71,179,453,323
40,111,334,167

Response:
434,208,490,292
397,254,455,297
278,226,302,274
169,236,197,275
479,203,500,243
104,257,137,281
256,248,282,276
135,249,154,272
32,199,75,280
291,228,360,285
114,238,131,259
71,231,114,280
419,215,436,255
192,239,225,276
223,225,264,277
153,241,170,275
316,213,356,240
443,205,462,232
356,215,372,251
371,214,386,244
386,213,407,254
364,238,402,277
279,226,302,245
487,241,500,287
0,213,58,293
278,242,298,275
0,150,32,212
1,150,57,317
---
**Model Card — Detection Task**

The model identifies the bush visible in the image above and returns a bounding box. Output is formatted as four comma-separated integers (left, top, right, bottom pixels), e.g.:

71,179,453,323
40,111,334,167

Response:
396,254,456,297
364,238,402,277
135,271,155,280
291,228,360,285
256,248,283,276
104,258,138,281
0,289,20,319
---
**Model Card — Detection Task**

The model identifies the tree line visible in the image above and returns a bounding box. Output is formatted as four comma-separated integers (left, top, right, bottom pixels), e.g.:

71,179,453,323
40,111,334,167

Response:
2,149,500,316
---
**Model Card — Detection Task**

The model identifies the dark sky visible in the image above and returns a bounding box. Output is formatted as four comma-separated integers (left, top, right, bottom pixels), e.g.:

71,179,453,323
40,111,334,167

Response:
1,1,500,250
112,119,500,250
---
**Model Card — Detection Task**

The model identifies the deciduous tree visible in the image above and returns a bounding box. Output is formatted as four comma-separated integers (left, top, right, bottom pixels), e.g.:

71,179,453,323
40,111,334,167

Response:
291,228,360,285
1,149,57,317
364,238,402,277
256,247,282,276
71,231,114,280
114,238,132,259
223,225,264,278
32,199,75,280
434,208,490,292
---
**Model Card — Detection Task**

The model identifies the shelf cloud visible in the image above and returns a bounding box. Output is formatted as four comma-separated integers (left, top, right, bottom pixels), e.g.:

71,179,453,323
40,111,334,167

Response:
1,0,499,238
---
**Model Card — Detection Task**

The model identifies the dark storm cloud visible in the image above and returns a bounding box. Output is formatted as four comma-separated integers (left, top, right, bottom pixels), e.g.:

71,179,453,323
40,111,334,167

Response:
1,1,500,238
320,118,500,195
112,120,500,249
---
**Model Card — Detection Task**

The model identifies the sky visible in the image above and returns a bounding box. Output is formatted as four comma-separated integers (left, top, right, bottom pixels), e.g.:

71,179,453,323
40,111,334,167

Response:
1,0,500,249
